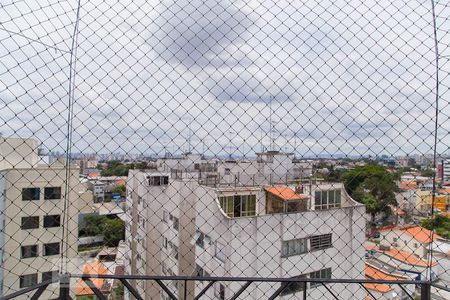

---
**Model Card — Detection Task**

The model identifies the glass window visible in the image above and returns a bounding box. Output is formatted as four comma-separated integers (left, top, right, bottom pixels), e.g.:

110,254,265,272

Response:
42,271,58,282
43,215,60,228
19,274,38,288
310,268,332,288
280,275,307,296
44,187,61,200
215,283,225,300
215,242,226,262
282,238,308,257
173,217,179,231
22,188,40,201
21,216,39,230
43,243,60,256
21,245,38,258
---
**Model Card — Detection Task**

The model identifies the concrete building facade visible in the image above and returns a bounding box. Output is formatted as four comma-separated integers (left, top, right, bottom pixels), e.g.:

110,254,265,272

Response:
125,153,366,300
0,138,79,298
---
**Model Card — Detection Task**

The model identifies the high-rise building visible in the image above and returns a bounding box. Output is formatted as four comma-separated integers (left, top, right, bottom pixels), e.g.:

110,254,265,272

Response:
0,138,80,298
125,153,366,300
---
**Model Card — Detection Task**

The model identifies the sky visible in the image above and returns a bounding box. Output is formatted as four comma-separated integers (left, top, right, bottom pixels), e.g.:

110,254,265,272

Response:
0,0,449,158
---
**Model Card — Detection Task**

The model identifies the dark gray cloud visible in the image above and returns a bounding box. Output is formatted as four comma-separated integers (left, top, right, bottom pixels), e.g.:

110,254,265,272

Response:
149,0,254,66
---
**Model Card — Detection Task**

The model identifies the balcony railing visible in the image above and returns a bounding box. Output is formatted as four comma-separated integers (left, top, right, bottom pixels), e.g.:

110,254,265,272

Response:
2,274,450,300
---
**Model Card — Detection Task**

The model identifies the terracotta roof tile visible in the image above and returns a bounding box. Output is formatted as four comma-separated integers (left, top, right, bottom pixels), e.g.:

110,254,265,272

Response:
265,186,308,201
76,262,108,296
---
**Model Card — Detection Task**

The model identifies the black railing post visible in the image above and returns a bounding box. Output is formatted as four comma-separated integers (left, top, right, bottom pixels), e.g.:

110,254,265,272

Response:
59,274,70,300
421,282,431,300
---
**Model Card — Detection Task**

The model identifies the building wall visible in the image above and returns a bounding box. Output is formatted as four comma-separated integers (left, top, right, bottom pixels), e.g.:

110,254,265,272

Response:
1,167,79,299
194,184,366,300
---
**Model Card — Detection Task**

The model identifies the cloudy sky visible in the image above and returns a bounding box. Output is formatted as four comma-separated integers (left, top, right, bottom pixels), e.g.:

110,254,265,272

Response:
0,0,449,158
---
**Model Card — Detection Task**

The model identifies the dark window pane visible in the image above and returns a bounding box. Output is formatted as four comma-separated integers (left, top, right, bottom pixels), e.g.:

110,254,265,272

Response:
43,215,60,228
22,188,40,201
44,187,61,200
42,271,58,282
21,245,38,258
43,243,60,256
21,216,39,229
20,274,37,288
233,195,241,217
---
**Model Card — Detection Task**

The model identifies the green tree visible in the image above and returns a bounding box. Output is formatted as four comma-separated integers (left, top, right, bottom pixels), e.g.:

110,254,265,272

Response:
82,214,107,236
102,218,125,247
421,215,450,239
112,184,126,194
342,164,397,225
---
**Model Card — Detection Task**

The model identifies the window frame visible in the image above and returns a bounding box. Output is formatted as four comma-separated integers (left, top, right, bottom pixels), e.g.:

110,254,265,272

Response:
22,188,40,201
44,187,61,200
21,245,38,259
19,273,38,288
43,215,61,228
281,238,308,257
21,216,39,230
43,242,60,256
309,234,332,251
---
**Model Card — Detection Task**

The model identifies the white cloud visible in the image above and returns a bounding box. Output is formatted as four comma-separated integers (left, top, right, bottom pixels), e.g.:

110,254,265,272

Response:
0,0,448,157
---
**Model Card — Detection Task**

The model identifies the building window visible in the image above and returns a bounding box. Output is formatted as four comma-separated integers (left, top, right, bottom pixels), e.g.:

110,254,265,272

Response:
215,242,226,262
172,216,179,231
194,264,206,277
309,268,332,288
21,216,39,229
279,275,307,296
44,187,61,200
21,245,38,259
192,230,210,249
310,234,332,251
22,188,40,201
215,283,225,300
20,274,38,288
148,176,169,186
43,243,60,256
282,238,308,257
393,237,398,242
314,190,341,210
167,241,178,260
42,271,58,282
43,215,61,228
162,236,168,249
162,210,169,223
219,194,256,218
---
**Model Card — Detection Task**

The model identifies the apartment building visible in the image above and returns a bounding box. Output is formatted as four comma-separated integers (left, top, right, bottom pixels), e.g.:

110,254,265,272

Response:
0,138,79,298
125,152,366,300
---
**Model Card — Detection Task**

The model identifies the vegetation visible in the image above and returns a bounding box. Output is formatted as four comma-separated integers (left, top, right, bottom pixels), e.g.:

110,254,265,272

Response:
421,214,450,239
342,164,398,225
99,161,150,176
420,168,435,178
80,214,125,246
112,184,126,194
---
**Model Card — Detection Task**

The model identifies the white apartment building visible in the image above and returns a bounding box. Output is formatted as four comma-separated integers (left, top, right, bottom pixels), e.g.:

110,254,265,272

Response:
0,138,79,299
125,153,366,300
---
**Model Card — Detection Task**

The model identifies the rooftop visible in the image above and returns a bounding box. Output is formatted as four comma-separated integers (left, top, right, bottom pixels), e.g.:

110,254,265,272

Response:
265,186,308,201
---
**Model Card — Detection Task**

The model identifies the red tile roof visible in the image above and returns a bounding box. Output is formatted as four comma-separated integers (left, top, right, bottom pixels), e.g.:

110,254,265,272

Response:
365,264,407,281
265,186,308,201
364,281,393,293
401,225,440,244
383,248,437,267
399,181,417,190
76,262,108,296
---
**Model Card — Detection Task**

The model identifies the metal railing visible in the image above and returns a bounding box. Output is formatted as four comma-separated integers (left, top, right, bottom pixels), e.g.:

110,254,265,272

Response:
2,274,450,300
